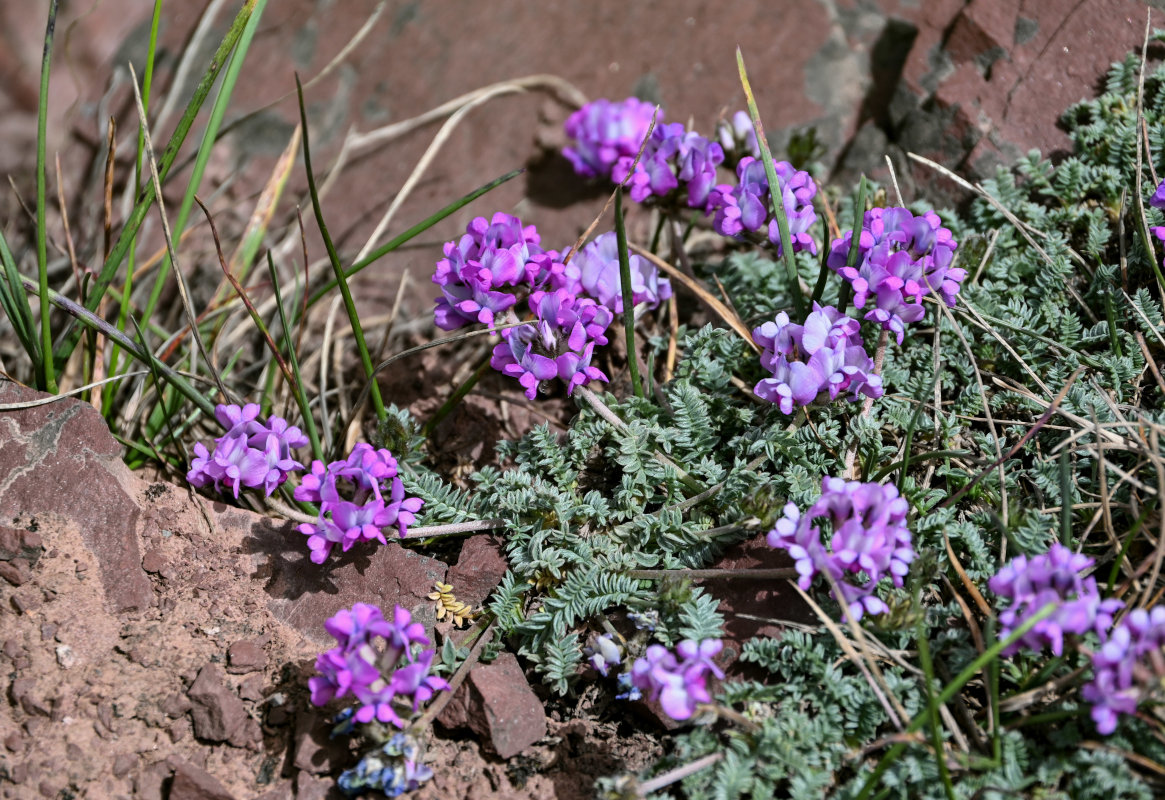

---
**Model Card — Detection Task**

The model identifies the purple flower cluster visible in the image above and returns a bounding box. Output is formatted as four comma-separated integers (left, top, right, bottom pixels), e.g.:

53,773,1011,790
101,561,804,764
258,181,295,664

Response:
988,544,1123,657
293,444,423,564
827,207,963,344
432,211,671,400
1083,606,1165,734
708,156,819,256
609,121,726,210
187,403,306,498
433,212,543,331
554,231,672,313
630,639,724,721
768,477,914,620
563,97,658,180
309,603,449,729
490,287,614,400
752,303,883,414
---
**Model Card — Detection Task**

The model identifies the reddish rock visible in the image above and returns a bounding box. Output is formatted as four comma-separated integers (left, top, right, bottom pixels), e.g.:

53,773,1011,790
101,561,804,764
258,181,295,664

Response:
141,548,167,574
9,678,50,717
445,535,509,609
0,526,43,565
0,380,153,613
168,758,236,800
293,708,350,775
246,512,448,645
238,674,265,702
438,651,546,759
112,752,136,778
226,640,267,675
703,534,815,677
0,559,27,586
295,771,335,800
186,664,247,742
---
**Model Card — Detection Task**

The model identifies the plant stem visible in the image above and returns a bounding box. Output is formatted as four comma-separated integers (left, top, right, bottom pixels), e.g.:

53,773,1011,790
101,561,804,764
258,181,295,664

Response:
35,0,59,393
615,187,644,398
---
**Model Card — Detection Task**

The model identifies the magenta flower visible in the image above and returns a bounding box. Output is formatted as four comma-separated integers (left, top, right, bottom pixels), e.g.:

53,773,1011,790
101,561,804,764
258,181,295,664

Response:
555,231,671,313
294,444,423,563
1151,179,1165,209
310,604,445,730
186,404,306,498
490,288,613,400
752,304,883,414
828,207,963,343
708,157,818,256
611,122,726,209
629,640,722,721
432,213,543,331
563,97,658,180
768,477,914,620
989,544,1123,657
1083,606,1165,734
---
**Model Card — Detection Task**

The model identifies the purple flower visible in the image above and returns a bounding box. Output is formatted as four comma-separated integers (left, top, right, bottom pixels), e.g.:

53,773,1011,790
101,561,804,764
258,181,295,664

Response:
186,404,306,498
432,213,543,331
611,123,726,209
1151,179,1165,209
715,110,760,165
752,304,883,414
563,97,659,180
989,544,1124,657
586,634,622,677
828,207,963,343
768,477,914,620
708,157,818,256
310,604,445,732
294,444,424,563
556,231,671,313
629,640,722,721
1083,606,1165,734
490,288,613,399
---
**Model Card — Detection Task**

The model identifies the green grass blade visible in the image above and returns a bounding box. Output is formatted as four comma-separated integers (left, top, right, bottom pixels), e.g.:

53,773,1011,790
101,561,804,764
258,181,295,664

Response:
267,251,321,460
22,275,215,418
296,75,386,425
0,227,40,368
103,0,164,417
305,168,523,310
53,0,260,370
737,47,804,319
614,187,643,398
35,0,60,391
140,0,268,327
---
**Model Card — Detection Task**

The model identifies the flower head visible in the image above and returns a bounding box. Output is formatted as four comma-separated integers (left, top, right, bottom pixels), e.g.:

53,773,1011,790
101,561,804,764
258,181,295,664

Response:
708,157,818,256
433,213,543,331
294,444,423,563
611,123,726,209
827,207,962,343
767,477,914,620
186,404,306,498
563,97,659,180
629,639,722,721
752,304,883,414
1083,606,1165,734
989,544,1123,657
